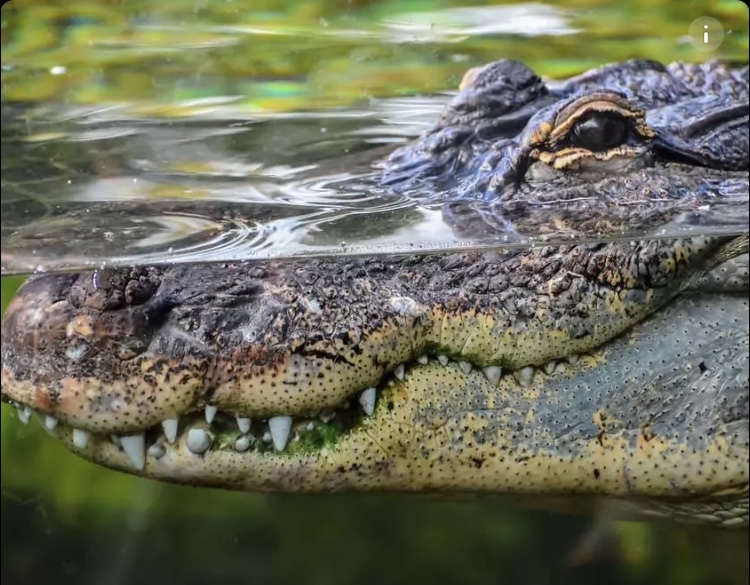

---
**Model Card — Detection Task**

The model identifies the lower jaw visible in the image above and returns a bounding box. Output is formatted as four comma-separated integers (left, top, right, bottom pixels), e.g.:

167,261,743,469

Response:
51,420,750,531
23,358,749,517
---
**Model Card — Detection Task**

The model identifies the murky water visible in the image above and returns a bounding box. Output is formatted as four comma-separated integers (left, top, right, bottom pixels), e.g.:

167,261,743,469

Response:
1,1,749,584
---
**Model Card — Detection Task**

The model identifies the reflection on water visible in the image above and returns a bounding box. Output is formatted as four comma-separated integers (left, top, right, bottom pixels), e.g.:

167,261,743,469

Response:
2,0,749,274
1,101,467,273
1,0,749,584
4,94,750,275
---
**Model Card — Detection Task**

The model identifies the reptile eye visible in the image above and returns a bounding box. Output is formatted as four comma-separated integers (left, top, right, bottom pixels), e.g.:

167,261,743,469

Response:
570,114,629,152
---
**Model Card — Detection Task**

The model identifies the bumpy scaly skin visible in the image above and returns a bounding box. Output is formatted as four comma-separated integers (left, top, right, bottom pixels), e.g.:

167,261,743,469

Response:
1,59,749,525
1,237,742,432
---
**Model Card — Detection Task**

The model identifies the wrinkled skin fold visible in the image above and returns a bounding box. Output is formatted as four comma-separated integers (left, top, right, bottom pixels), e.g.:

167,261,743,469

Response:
1,58,749,527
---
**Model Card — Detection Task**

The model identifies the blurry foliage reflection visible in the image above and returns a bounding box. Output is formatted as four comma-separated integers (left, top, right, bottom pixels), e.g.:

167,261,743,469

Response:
2,0,748,113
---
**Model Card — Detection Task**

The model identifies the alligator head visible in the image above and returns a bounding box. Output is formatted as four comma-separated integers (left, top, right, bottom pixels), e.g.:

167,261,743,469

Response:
2,59,748,526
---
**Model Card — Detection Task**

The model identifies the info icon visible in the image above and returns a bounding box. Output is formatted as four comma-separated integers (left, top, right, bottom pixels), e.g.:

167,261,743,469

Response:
689,17,724,52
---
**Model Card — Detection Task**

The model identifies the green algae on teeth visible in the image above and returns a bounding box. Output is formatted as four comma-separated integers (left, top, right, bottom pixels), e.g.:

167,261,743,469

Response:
8,352,583,471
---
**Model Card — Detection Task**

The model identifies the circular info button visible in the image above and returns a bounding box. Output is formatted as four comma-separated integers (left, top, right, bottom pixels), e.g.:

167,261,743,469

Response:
688,17,725,52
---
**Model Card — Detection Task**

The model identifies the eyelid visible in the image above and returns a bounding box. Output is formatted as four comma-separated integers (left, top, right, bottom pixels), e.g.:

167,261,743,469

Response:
547,92,653,146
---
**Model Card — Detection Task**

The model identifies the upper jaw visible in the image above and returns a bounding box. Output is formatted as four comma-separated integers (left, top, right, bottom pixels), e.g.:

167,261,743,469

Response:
2,238,748,460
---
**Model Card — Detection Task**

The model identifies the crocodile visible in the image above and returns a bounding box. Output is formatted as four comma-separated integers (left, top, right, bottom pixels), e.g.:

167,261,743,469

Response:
2,59,749,527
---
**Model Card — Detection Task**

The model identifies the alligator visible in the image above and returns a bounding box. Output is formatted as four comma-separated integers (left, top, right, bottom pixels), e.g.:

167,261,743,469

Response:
2,59,749,527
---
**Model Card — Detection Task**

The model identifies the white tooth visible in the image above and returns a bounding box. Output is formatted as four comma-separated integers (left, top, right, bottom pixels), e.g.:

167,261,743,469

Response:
186,428,211,454
567,354,579,365
72,429,90,449
437,354,449,366
417,355,429,365
16,405,32,425
458,361,472,375
268,416,292,451
305,421,316,431
358,387,377,416
205,405,218,424
234,436,251,452
262,431,272,443
543,360,557,374
148,442,166,459
236,416,251,434
513,366,535,387
44,416,58,431
394,364,405,381
162,418,179,444
482,366,502,385
120,434,146,470
319,409,336,423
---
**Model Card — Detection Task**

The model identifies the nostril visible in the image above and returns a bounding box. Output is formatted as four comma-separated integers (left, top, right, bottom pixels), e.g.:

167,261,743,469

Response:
142,295,178,327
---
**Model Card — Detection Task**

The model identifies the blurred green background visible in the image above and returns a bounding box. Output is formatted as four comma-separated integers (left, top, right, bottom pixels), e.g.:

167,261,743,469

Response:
1,1,749,584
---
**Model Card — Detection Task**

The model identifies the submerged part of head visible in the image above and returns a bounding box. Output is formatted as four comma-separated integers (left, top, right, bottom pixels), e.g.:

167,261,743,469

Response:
12,293,749,527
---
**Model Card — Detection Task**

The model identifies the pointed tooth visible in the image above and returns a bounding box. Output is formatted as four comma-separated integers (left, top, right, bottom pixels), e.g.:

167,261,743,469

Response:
416,355,429,365
358,387,377,416
458,361,472,375
44,416,59,431
268,416,292,451
120,434,146,470
16,405,32,425
204,405,218,424
236,416,252,434
482,366,502,385
186,428,211,454
305,421,316,431
543,360,557,374
72,429,90,449
566,354,579,365
513,366,535,387
437,354,449,366
162,418,179,444
262,431,272,443
394,364,405,381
